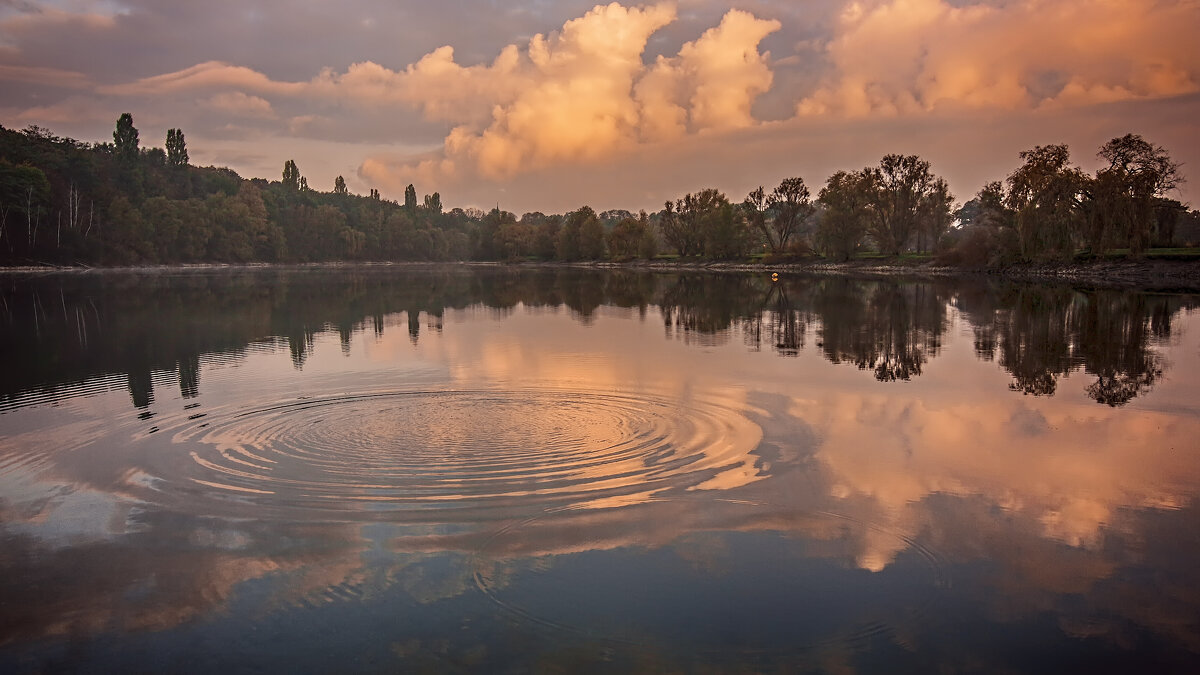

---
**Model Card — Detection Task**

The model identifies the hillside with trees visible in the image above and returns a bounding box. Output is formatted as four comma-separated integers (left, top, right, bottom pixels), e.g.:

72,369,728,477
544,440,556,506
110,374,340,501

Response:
0,114,1193,268
0,116,473,266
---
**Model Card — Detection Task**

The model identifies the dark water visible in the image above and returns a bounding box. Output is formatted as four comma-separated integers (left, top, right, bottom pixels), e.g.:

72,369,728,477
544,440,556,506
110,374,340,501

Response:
1,266,1199,673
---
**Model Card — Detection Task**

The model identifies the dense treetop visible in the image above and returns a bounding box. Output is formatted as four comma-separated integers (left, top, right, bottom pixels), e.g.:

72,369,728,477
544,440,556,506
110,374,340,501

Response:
0,114,1192,267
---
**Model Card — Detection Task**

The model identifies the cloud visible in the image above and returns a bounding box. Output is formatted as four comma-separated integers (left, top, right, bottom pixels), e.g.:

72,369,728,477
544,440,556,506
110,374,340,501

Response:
201,91,276,119
366,2,781,186
8,0,1197,211
5,95,112,125
798,0,1200,117
439,2,679,178
89,3,782,184
99,61,305,97
0,5,116,32
0,63,90,89
635,9,781,141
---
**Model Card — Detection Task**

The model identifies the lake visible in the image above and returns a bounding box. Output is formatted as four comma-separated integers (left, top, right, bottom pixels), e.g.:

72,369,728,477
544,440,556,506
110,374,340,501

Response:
1,266,1199,673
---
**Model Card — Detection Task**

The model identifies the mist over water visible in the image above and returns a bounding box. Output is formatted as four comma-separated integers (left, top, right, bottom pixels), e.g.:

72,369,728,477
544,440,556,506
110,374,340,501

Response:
2,267,1199,673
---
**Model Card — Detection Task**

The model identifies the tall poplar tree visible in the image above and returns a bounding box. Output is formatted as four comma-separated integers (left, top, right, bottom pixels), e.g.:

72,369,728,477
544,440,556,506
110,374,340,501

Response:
166,128,188,167
282,160,300,190
113,113,139,163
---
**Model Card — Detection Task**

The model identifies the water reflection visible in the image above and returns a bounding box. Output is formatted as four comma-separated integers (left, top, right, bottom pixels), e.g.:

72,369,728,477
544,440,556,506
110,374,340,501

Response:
4,269,1190,408
957,284,1184,405
148,388,764,519
805,279,948,381
1,267,1199,671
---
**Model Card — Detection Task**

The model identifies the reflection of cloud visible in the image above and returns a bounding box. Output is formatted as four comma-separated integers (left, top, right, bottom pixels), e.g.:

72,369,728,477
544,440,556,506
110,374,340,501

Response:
798,0,1200,117
363,307,767,500
0,524,305,646
799,392,1200,555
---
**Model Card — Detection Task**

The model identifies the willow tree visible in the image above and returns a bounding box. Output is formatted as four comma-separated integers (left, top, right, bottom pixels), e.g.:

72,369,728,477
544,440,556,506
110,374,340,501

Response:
915,177,953,253
863,154,940,256
1087,134,1181,255
816,170,873,261
1005,144,1086,260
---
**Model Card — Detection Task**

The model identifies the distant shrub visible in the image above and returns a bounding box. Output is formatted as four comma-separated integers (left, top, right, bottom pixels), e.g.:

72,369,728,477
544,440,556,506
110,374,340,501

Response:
937,226,1022,267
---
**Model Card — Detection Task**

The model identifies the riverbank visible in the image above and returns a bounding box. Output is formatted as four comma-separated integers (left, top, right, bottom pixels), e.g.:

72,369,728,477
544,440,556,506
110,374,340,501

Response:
3,257,1199,291
581,256,1200,292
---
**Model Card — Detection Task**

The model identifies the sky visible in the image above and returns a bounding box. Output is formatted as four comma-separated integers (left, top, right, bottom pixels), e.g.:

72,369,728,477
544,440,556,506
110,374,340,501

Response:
2,0,1198,215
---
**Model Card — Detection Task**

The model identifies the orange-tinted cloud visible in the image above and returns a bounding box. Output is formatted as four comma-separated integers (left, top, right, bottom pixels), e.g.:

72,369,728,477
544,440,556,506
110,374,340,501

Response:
202,91,277,119
21,1,1198,211
635,9,781,141
362,3,780,189
440,2,678,178
89,3,778,183
99,61,305,97
799,0,1200,117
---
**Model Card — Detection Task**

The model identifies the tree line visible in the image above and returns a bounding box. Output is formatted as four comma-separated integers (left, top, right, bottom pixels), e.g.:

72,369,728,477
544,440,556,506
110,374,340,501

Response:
0,114,1193,267
0,115,473,266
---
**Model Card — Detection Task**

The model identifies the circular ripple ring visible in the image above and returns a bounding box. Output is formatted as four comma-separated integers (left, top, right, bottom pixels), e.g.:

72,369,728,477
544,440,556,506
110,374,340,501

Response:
141,389,763,520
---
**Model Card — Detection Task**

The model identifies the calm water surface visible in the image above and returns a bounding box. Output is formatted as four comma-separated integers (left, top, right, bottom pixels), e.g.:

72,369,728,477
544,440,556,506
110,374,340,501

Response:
1,267,1199,673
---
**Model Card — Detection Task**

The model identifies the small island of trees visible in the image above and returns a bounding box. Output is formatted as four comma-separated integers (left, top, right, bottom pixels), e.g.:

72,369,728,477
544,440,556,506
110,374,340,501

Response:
0,113,1193,268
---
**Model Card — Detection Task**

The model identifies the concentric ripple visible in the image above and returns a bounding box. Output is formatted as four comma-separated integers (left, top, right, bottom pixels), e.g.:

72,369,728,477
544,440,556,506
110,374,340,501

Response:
141,389,763,520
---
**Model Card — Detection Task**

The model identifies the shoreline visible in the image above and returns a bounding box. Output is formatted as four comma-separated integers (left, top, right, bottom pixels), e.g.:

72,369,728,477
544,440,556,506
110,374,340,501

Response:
2,257,1198,292
595,257,1200,292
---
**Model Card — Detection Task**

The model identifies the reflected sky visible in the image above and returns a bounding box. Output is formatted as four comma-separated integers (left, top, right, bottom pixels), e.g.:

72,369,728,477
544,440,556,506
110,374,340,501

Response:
1,268,1199,672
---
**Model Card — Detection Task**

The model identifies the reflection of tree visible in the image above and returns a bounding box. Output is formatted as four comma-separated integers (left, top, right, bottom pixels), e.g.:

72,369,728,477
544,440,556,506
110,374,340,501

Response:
998,287,1078,396
657,275,949,380
3,270,1193,411
126,368,154,409
767,283,805,356
604,270,660,314
742,281,812,356
958,283,1192,405
813,279,948,381
177,355,199,399
1078,292,1166,406
0,268,664,409
557,270,608,323
287,330,314,369
659,274,766,345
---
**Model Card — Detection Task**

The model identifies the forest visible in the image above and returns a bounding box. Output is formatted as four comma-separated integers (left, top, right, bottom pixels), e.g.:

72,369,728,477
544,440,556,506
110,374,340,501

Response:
0,114,1194,267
